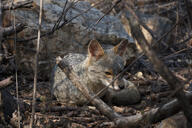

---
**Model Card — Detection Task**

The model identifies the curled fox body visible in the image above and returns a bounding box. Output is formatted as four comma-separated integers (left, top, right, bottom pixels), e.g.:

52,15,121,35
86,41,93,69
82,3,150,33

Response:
52,40,140,105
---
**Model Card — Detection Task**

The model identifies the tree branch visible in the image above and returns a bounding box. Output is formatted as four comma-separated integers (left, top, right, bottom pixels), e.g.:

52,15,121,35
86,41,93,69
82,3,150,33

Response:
126,5,192,127
2,23,25,37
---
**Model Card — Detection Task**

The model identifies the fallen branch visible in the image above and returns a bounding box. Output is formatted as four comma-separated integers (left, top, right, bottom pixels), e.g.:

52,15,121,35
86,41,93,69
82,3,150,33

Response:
114,93,192,127
35,106,79,112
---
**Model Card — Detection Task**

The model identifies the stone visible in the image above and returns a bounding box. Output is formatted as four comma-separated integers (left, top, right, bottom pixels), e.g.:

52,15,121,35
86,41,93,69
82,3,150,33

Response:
121,12,173,52
4,0,134,78
156,113,187,128
3,0,173,78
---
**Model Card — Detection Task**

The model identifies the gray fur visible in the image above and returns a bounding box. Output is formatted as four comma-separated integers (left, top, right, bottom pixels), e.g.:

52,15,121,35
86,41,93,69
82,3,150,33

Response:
52,43,140,105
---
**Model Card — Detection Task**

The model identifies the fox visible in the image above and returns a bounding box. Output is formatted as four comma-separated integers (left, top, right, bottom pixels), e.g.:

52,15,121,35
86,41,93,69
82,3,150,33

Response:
51,39,140,105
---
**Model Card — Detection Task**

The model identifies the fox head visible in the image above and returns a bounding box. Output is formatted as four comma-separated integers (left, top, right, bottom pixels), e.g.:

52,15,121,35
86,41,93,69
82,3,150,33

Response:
85,39,130,90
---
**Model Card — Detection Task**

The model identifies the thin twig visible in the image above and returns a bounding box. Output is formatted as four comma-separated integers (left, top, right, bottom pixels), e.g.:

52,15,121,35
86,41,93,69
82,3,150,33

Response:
52,0,80,31
57,0,101,30
0,0,2,56
78,0,122,48
94,0,121,25
29,0,43,127
162,47,192,60
184,0,192,30
11,0,21,127
51,0,68,32
176,33,192,46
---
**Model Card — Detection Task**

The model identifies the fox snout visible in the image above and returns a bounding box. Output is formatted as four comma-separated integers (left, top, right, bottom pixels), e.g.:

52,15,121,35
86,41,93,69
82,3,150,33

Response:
113,78,126,90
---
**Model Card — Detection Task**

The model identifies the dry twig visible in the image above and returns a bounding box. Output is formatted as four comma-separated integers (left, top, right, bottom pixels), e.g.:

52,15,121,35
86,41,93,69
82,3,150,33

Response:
29,0,43,127
11,0,21,126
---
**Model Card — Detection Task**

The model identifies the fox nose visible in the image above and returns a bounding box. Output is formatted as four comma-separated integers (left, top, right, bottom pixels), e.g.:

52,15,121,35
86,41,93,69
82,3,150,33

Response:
119,84,124,89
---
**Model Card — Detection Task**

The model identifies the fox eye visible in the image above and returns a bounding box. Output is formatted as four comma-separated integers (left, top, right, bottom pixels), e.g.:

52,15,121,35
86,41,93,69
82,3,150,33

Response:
105,71,112,76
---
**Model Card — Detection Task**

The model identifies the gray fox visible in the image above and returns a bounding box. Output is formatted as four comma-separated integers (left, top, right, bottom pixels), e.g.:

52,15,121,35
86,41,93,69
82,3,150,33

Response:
52,40,140,105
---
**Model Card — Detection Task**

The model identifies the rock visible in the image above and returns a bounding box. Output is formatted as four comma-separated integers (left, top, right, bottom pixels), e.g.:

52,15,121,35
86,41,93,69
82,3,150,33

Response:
4,0,134,78
156,113,187,128
135,71,144,79
121,12,173,52
3,0,173,78
1,90,17,123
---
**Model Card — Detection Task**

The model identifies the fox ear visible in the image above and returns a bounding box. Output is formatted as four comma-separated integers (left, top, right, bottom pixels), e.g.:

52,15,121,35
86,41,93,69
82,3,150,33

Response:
88,40,104,60
113,40,128,56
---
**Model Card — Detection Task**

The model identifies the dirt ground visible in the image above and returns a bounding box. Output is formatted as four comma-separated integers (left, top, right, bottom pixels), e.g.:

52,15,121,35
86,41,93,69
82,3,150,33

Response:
1,48,191,128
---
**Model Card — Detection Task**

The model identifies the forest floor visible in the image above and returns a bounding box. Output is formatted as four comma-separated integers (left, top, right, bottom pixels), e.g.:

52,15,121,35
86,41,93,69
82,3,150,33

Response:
2,47,191,128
